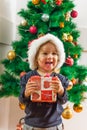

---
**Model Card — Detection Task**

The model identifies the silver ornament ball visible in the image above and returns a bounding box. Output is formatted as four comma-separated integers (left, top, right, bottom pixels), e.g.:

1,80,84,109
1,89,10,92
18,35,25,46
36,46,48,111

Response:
41,14,49,22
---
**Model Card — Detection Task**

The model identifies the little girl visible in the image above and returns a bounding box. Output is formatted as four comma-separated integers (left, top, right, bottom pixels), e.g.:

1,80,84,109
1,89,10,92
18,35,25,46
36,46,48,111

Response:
19,33,69,130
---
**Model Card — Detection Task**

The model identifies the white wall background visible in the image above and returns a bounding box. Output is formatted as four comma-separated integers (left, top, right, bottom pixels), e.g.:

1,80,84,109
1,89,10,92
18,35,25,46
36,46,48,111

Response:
0,0,87,130
0,0,16,44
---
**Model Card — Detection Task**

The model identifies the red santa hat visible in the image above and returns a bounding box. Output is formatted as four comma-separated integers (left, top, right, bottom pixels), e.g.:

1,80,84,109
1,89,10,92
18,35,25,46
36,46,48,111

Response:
28,33,65,70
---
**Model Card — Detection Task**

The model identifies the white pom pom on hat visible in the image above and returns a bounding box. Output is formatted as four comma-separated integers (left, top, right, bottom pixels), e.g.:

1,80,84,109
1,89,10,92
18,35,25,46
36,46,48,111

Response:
28,33,65,70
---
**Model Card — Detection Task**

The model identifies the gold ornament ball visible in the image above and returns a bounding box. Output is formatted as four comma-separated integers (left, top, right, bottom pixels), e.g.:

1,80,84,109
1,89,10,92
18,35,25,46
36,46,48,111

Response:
74,54,78,59
59,22,64,28
32,0,40,5
67,35,73,42
7,50,16,60
71,78,77,85
66,81,73,90
19,102,26,110
38,33,45,38
62,106,73,119
66,85,73,91
73,104,83,113
21,20,28,26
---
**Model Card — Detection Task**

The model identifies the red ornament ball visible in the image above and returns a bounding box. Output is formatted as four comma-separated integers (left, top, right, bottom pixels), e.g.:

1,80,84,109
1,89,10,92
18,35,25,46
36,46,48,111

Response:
41,0,46,4
73,41,78,46
20,71,26,78
28,40,33,47
29,26,37,34
56,0,62,6
16,123,23,130
65,56,74,66
70,10,78,18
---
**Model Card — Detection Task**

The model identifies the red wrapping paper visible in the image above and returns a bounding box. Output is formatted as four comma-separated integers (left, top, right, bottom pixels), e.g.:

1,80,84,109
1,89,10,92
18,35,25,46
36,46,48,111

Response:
30,76,57,102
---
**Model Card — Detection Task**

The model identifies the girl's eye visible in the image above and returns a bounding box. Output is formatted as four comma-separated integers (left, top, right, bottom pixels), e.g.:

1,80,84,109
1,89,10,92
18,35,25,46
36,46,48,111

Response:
43,52,47,55
52,52,58,55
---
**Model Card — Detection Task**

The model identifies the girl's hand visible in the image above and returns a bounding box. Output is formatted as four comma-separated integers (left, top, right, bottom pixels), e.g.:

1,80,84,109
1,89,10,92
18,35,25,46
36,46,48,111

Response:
24,80,39,98
50,77,64,96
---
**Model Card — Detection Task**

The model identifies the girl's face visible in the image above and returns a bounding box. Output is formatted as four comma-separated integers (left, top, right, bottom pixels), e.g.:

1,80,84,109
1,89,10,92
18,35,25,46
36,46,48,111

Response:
36,42,58,73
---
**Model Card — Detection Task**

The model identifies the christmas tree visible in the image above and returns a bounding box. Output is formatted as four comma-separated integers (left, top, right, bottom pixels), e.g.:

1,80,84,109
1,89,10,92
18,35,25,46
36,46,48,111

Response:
0,0,87,110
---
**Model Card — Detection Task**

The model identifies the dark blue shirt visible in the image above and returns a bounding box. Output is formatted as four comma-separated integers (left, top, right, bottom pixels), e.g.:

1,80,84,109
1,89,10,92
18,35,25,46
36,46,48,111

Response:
19,70,69,128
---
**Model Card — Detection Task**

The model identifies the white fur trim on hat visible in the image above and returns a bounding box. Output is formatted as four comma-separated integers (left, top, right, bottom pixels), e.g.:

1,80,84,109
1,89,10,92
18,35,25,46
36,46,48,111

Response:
28,33,65,70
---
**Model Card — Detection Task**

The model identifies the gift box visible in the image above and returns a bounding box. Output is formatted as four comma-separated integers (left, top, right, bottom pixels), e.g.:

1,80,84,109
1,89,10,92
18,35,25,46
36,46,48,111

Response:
30,76,57,102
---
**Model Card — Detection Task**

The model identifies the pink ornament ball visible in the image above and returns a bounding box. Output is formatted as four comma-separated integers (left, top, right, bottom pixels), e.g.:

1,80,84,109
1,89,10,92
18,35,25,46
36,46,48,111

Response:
29,26,37,34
